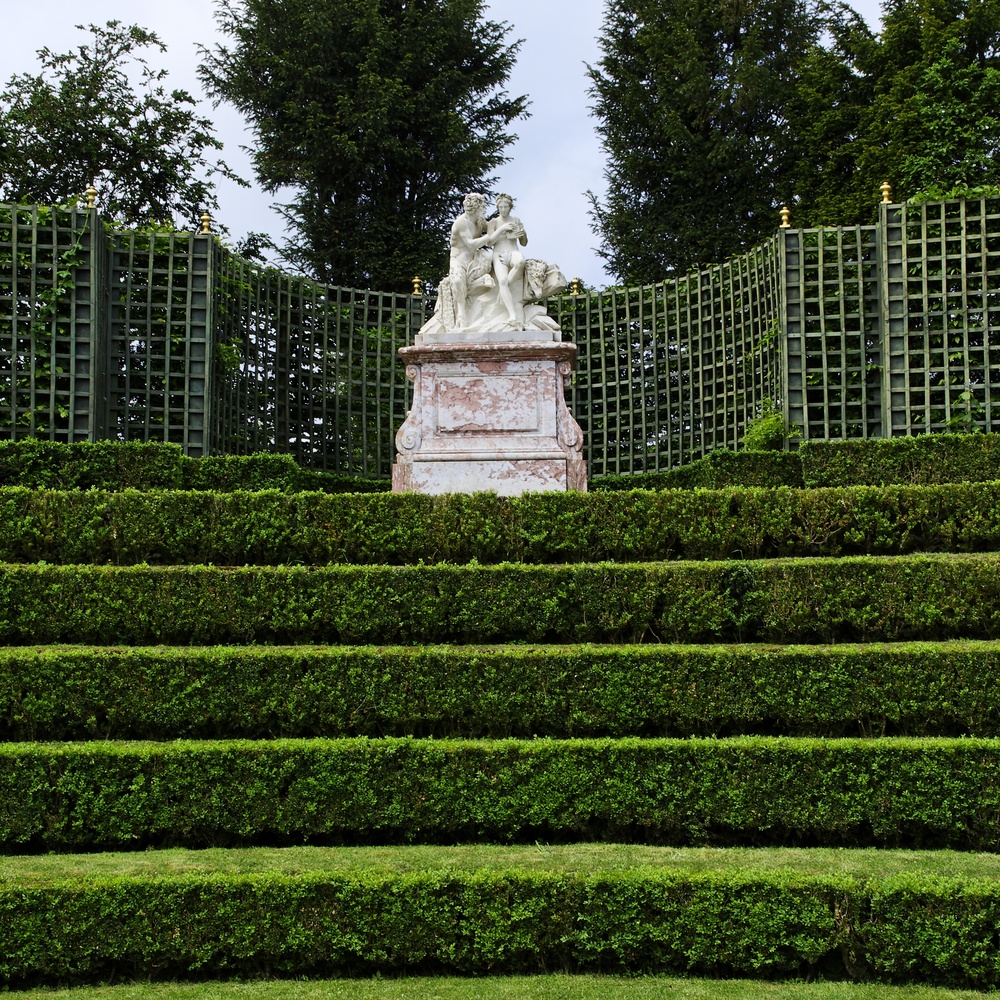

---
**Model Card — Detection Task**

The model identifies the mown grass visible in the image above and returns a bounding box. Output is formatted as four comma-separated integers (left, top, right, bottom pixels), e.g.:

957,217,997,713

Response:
4,844,1000,886
4,975,996,999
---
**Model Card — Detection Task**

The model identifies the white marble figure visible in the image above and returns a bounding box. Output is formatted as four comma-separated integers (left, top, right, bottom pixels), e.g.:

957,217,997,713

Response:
417,193,567,341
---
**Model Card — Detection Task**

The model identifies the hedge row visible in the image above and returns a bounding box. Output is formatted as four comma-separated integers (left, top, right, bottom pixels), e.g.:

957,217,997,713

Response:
9,864,1000,988
1,736,999,850
8,481,1000,565
2,554,999,645
4,434,1000,494
0,440,386,493
593,450,805,490
798,433,1000,487
597,435,1000,491
4,642,1000,742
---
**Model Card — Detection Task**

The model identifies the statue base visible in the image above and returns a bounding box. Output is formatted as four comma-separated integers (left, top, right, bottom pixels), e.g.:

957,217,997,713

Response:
392,340,587,496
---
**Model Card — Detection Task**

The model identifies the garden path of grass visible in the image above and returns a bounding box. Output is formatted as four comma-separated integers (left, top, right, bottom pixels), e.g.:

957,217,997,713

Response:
5,843,1000,886
6,977,999,1000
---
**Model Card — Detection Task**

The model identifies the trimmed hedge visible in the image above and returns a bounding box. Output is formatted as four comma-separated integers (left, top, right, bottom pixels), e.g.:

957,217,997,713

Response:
1,736,999,850
799,433,1000,487
4,642,1000,742
4,863,1000,988
2,554,1000,646
0,866,850,985
4,434,999,495
593,434,1000,492
0,440,387,494
593,450,804,490
6,481,1000,565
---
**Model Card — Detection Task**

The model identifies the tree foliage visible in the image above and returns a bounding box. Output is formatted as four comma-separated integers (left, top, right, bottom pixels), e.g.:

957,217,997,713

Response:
588,0,824,285
590,0,1000,283
199,0,528,292
0,21,233,227
791,0,1000,227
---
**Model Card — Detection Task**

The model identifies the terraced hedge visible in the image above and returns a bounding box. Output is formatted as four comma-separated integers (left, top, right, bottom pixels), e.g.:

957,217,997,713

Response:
5,481,1000,565
3,554,1000,646
3,642,1000,742
2,737,999,850
4,431,1000,993
4,433,1000,496
3,864,1000,988
0,440,385,494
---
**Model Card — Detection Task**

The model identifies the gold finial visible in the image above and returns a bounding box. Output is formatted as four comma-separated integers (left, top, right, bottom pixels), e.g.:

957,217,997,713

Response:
200,212,212,235
880,181,892,204
779,205,791,228
570,277,582,295
85,184,98,209
411,275,422,296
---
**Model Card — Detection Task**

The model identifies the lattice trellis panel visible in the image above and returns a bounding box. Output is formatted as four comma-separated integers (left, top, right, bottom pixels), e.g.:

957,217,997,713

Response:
781,226,882,442
6,196,1000,475
106,231,213,454
212,246,425,476
0,205,107,441
555,240,782,477
882,197,1000,435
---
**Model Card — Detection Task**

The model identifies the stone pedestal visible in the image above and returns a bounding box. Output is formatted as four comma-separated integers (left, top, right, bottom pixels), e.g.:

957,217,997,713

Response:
392,339,587,495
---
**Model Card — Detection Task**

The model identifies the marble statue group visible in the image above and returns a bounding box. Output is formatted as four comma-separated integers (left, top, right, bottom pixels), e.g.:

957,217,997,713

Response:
394,188,586,496
417,192,567,340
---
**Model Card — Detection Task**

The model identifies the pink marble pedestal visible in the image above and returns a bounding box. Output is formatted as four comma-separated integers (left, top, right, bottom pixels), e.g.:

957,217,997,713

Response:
392,340,587,495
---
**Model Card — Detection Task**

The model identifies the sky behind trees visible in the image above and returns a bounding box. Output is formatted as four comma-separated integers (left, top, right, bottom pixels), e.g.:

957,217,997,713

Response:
7,0,883,288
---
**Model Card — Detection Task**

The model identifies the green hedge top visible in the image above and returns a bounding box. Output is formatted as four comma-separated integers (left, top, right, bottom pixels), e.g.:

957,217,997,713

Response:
5,480,1000,565
4,640,1000,742
798,433,1000,487
0,440,387,493
4,735,1000,851
3,552,1000,646
3,857,1000,987
4,433,1000,494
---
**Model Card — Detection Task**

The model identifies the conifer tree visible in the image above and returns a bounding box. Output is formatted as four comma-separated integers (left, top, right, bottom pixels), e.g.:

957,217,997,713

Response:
588,0,823,284
200,0,527,292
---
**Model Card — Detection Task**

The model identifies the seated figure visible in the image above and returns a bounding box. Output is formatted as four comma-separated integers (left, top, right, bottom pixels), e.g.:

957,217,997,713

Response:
417,192,567,341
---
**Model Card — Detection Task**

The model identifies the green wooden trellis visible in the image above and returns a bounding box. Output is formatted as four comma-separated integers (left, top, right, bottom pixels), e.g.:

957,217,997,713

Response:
881,197,1000,435
0,205,108,441
3,195,1000,477
553,239,782,476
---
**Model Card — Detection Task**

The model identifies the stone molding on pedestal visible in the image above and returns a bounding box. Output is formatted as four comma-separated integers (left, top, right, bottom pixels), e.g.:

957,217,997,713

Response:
392,339,587,495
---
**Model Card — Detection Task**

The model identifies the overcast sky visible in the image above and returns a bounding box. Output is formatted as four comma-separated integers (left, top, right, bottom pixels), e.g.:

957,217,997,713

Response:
6,0,884,289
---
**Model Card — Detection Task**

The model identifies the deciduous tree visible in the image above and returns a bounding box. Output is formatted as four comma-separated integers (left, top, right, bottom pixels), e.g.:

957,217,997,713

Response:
0,21,233,227
790,0,1000,225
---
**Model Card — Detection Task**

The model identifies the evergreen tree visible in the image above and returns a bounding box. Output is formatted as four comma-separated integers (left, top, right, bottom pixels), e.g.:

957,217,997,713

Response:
200,0,527,292
588,0,823,285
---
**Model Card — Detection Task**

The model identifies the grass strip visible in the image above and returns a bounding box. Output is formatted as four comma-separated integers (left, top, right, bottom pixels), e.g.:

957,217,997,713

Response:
6,843,1000,883
2,846,1000,987
4,974,997,999
3,641,1000,742
3,737,1000,851
4,553,1000,646
8,481,1000,566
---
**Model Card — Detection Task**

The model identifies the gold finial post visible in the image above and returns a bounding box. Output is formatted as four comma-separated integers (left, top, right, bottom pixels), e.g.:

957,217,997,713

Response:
411,275,422,296
779,205,791,229
880,181,892,204
199,212,212,235
85,184,98,210
570,277,582,295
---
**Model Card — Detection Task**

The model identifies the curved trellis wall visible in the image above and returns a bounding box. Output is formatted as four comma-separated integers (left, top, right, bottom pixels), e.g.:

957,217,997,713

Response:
553,240,783,477
2,196,1000,477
